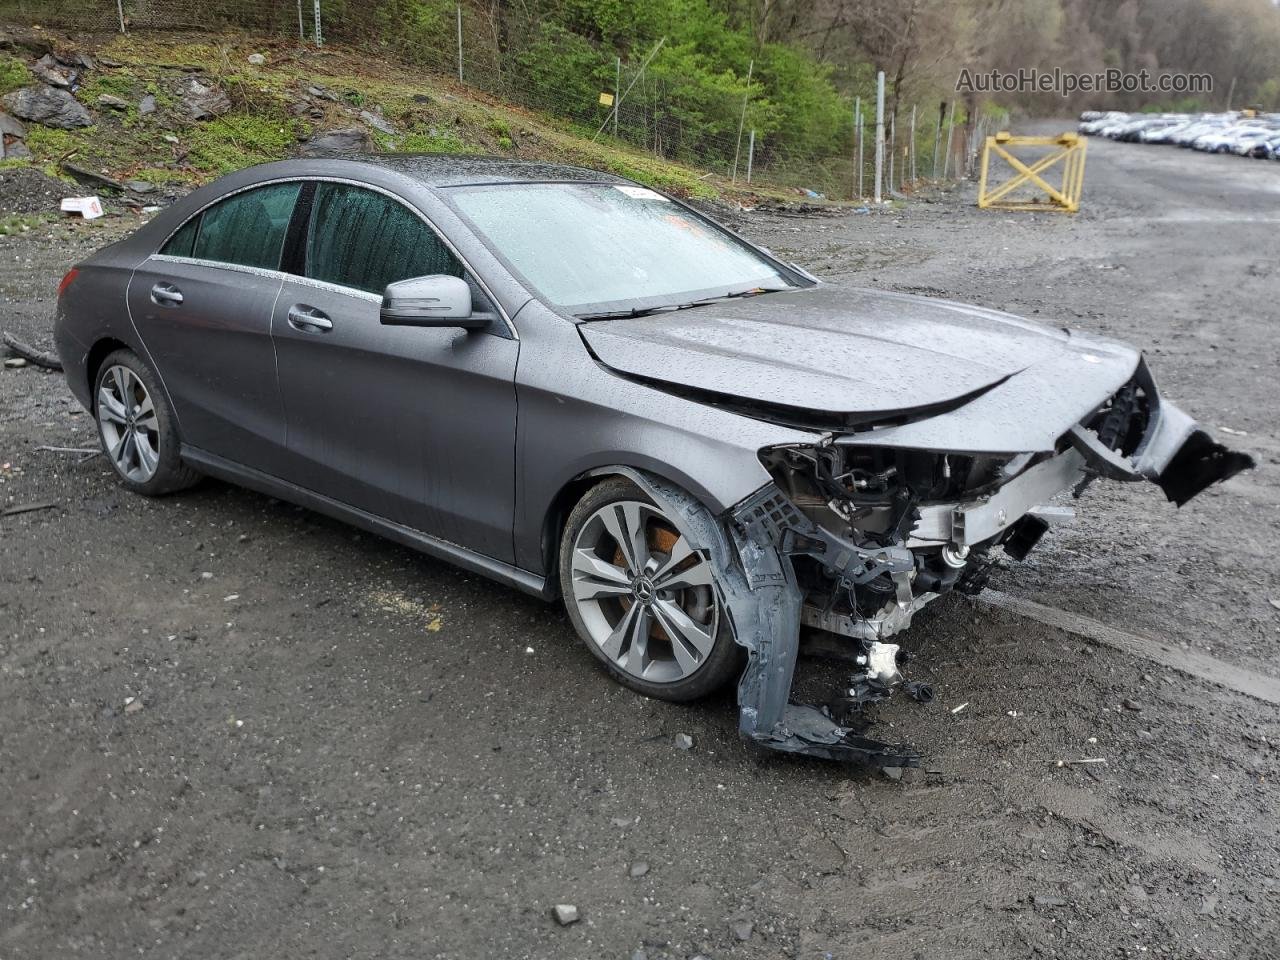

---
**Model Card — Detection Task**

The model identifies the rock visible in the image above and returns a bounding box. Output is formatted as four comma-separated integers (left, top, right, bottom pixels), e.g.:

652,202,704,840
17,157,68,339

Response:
1125,884,1148,902
5,357,28,368
2,138,31,159
1269,598,1280,611
1199,894,1217,916
881,765,903,780
181,78,231,120
551,903,580,926
61,161,124,192
359,109,396,135
163,134,179,144
1122,698,1143,712
730,919,754,941
2,85,93,128
1033,894,1067,908
124,698,143,714
32,53,76,89
628,861,650,878
630,950,648,960
674,733,694,751
138,94,156,115
297,126,373,156
97,94,129,110
307,84,339,101
124,179,156,194
247,53,266,66
0,112,26,138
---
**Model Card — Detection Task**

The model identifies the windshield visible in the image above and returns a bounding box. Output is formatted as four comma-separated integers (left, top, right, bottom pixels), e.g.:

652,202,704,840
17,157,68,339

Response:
448,182,795,316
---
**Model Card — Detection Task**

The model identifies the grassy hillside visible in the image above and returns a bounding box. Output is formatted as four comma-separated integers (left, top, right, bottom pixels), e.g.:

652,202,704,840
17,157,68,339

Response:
2,29,826,206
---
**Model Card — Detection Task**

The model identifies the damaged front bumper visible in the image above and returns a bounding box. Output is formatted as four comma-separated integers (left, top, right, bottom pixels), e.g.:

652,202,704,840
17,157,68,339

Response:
720,358,1253,766
610,357,1252,766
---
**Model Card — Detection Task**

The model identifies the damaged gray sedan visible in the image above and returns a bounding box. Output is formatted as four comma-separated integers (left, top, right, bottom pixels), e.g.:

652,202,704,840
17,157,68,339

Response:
53,156,1253,765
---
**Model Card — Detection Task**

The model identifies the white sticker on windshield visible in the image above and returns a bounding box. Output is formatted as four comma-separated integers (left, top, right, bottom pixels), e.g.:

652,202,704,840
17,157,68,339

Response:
614,185,670,201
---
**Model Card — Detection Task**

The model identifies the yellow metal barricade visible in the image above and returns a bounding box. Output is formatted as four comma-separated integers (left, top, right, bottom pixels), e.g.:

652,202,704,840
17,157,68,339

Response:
977,131,1086,213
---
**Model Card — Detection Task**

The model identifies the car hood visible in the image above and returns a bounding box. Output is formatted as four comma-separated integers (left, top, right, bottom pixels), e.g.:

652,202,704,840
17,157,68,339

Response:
579,285,1139,435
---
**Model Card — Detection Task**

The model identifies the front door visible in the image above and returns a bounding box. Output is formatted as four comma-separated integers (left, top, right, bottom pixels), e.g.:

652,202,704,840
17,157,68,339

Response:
270,182,518,563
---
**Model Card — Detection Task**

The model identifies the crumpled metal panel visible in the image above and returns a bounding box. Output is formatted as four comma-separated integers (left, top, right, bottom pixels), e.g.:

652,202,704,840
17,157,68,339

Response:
604,466,917,766
580,285,1094,418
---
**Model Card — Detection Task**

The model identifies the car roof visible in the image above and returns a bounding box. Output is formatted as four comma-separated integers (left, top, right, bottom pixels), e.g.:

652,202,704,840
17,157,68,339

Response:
347,153,631,188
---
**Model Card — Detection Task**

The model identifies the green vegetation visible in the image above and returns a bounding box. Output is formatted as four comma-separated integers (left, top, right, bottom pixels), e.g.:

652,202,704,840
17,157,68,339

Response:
186,114,305,173
0,213,49,235
0,51,30,93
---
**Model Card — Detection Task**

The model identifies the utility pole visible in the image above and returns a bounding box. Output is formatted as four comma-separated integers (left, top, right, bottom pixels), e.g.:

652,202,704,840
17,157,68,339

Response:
874,70,885,203
731,58,754,182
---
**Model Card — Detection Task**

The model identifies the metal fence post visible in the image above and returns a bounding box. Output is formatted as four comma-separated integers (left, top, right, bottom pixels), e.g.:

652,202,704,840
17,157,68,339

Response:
942,99,956,180
746,129,755,183
731,58,753,182
613,57,620,137
313,0,322,47
297,0,304,40
456,4,463,82
874,71,884,203
854,96,862,200
932,101,944,177
909,105,916,185
888,111,895,194
116,0,125,32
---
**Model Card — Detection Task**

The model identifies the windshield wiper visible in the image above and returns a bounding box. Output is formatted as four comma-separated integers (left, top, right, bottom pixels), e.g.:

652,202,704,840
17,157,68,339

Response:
574,286,787,321
575,305,680,321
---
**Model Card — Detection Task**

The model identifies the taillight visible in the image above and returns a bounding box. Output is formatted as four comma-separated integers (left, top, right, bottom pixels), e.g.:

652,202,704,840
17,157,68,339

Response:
57,268,79,298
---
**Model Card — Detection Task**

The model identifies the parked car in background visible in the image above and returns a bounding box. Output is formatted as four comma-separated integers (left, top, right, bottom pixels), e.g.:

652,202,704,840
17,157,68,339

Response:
1081,109,1280,161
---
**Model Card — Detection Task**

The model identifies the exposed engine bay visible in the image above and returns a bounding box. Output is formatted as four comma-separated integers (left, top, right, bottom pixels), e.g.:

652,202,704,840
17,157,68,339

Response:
717,366,1254,766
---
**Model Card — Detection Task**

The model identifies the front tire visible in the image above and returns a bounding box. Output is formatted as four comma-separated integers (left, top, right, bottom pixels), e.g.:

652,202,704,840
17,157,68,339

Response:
94,349,200,496
558,477,742,702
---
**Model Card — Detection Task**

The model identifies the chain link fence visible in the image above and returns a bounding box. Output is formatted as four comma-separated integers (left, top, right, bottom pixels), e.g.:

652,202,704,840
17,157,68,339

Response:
0,0,975,199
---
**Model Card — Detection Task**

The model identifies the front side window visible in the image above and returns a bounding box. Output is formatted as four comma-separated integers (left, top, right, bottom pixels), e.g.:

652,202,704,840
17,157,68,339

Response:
181,182,301,270
447,182,793,316
305,183,463,295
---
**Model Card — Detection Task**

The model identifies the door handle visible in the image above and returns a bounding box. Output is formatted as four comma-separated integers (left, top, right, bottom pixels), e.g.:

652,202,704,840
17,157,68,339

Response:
150,282,184,306
287,304,333,332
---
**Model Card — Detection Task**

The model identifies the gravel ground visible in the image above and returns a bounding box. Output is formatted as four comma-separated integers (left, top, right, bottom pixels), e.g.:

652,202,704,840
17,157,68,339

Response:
1,133,1277,959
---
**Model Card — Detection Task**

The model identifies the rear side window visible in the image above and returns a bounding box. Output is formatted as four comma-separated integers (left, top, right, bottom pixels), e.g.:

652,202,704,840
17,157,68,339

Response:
305,183,462,295
161,216,199,258
183,182,301,270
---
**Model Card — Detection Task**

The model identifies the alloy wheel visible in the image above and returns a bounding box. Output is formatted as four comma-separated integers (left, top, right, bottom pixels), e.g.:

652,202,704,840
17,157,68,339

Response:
97,364,160,483
568,499,720,684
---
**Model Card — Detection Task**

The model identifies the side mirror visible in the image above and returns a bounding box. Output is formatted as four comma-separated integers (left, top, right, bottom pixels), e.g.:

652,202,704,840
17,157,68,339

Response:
380,275,486,328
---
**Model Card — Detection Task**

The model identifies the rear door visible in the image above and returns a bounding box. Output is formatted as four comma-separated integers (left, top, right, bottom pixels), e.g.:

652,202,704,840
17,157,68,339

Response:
126,181,301,470
270,181,519,563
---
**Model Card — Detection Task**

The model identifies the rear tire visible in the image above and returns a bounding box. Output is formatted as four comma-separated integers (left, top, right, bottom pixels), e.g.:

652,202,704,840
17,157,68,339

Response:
94,348,200,496
558,477,743,702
